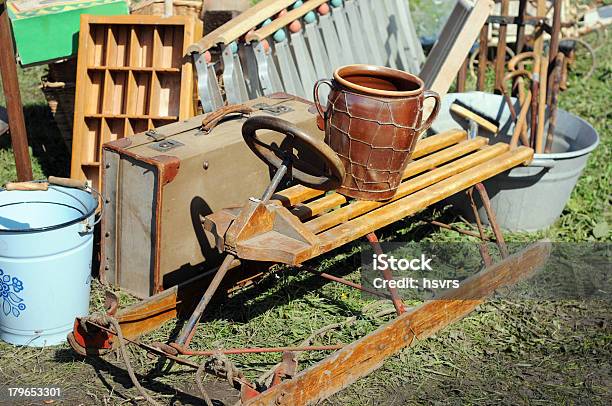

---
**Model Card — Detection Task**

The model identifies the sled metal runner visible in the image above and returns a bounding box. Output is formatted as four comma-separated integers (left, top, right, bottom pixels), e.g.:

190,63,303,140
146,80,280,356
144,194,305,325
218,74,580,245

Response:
69,127,550,405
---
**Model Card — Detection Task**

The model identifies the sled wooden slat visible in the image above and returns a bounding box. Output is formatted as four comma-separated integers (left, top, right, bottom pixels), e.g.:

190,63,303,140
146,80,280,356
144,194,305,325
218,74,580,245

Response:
273,129,468,208
317,146,533,253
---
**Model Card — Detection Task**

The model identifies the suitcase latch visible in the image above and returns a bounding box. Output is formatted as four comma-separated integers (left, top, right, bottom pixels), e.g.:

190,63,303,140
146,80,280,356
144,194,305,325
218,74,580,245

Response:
149,139,185,152
145,129,170,142
253,103,293,116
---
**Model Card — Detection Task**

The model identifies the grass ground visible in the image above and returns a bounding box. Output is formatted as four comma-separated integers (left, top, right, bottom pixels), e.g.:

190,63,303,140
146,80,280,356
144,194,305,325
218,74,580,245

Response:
0,14,610,406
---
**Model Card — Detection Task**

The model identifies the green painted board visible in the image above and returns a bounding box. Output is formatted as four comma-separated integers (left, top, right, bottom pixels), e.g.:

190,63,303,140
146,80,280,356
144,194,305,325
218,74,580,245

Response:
8,0,129,66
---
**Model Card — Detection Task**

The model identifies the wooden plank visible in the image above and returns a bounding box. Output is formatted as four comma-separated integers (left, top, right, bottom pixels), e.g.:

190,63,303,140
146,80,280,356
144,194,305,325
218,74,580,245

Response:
71,14,95,181
306,141,506,234
272,129,467,208
247,0,328,42
0,4,32,180
188,0,296,53
494,0,510,92
246,241,552,406
295,135,489,222
420,0,493,99
204,0,250,12
316,146,533,253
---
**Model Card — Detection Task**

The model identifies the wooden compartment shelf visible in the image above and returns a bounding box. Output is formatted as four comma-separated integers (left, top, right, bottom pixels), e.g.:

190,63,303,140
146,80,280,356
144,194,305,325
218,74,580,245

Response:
85,114,179,120
71,14,201,189
87,66,181,72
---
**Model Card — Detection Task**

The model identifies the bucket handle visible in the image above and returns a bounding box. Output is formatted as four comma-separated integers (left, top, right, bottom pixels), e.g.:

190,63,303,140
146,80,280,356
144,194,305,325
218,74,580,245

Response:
82,185,104,233
529,159,556,168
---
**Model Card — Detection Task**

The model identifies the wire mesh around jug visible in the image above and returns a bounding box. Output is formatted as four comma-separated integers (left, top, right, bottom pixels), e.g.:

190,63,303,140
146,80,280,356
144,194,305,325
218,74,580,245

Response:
314,65,440,201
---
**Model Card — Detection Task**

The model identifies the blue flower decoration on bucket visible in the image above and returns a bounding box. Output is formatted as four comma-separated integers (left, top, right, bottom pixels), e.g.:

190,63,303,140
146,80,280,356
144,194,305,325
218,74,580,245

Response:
0,269,26,317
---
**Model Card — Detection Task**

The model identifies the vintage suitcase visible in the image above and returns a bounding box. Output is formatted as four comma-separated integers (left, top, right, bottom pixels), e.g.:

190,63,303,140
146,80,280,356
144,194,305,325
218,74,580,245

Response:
101,95,322,298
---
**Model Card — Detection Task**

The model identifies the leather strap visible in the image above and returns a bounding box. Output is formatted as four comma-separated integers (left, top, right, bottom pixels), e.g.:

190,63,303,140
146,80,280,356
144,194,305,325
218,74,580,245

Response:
201,104,254,133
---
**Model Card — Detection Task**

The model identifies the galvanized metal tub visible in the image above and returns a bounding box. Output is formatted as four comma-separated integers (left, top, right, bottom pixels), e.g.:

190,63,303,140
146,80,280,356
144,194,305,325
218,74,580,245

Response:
432,92,600,232
0,185,98,346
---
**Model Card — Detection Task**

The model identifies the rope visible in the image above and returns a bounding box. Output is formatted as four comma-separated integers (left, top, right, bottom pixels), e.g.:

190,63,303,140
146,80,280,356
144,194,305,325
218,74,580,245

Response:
195,361,214,406
82,314,163,406
195,350,245,406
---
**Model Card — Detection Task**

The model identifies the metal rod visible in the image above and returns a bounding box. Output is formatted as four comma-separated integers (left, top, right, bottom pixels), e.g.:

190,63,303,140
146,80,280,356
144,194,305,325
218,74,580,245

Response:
474,183,509,258
262,163,288,203
301,266,392,300
365,232,405,315
0,4,32,181
177,344,344,356
467,187,493,267
175,163,290,347
430,220,491,241
83,320,201,369
174,253,237,347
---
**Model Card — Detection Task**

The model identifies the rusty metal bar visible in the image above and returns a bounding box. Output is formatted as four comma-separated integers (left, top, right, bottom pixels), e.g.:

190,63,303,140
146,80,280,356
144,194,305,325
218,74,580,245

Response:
474,183,509,258
176,344,344,356
300,266,392,300
174,254,237,347
467,187,493,267
366,232,406,315
0,4,32,181
430,220,491,241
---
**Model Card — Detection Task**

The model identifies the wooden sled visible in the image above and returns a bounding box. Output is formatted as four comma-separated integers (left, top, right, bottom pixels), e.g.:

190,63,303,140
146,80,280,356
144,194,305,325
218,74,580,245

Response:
69,125,550,405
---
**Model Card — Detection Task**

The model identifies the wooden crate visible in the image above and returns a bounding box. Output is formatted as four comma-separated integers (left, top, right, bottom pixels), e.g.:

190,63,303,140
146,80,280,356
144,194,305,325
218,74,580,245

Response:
71,14,201,188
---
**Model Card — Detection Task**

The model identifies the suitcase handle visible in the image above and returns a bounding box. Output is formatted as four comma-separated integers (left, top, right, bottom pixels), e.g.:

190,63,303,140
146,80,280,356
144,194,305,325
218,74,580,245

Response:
201,104,253,133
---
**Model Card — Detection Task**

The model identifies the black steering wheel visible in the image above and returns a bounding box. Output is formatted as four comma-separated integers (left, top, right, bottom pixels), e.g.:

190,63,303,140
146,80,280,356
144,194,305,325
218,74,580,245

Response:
242,115,345,190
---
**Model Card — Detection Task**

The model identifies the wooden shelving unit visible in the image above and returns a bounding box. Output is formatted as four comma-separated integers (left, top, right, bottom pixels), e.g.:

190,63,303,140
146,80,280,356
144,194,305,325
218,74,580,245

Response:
71,15,201,188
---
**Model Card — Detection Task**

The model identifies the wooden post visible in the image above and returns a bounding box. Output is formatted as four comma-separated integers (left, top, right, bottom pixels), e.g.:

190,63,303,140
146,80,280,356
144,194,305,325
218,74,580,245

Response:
514,0,527,54
0,3,33,181
494,0,510,93
549,0,562,65
456,57,468,92
477,24,489,91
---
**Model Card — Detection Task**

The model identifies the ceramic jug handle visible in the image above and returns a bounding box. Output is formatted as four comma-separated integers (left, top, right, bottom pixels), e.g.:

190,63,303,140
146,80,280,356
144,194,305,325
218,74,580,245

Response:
417,90,441,134
313,79,333,121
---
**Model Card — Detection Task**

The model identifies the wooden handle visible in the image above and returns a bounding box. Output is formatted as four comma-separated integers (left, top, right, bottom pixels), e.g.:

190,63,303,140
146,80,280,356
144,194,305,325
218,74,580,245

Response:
508,52,535,71
510,90,532,149
5,182,48,191
48,176,88,189
545,54,564,153
187,0,295,52
201,104,254,132
247,0,328,42
535,54,549,153
450,103,498,134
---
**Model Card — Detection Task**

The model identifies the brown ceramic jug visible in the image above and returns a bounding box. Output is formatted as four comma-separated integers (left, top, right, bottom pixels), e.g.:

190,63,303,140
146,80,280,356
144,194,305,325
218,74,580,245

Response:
314,64,441,201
